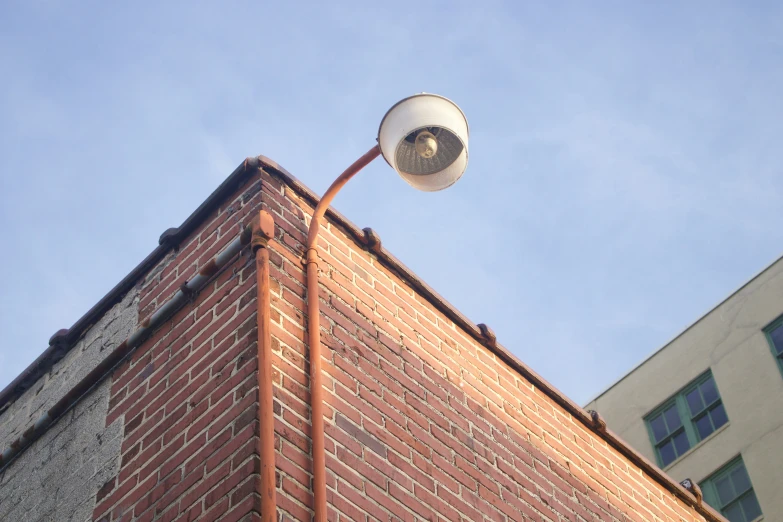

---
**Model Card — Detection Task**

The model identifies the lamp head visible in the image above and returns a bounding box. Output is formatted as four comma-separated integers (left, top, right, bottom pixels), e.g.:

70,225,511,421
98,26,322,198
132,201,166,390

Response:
378,94,469,192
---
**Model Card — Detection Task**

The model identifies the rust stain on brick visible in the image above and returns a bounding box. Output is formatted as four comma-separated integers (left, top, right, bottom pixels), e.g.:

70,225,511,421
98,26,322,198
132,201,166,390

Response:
199,259,219,278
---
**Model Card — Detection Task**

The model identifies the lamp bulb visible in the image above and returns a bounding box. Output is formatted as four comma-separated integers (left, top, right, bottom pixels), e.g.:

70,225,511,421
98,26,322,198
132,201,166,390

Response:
414,131,438,159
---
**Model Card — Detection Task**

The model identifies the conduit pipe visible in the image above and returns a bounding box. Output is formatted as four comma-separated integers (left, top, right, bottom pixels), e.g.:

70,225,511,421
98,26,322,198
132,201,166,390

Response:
0,224,254,471
251,210,277,522
305,145,381,522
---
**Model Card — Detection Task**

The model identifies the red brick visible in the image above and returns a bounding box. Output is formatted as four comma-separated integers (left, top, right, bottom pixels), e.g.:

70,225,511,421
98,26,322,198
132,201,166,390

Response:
94,172,711,522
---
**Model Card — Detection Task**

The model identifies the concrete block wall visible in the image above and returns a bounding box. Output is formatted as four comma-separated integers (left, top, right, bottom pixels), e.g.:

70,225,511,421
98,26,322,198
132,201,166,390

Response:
0,290,137,521
0,380,123,522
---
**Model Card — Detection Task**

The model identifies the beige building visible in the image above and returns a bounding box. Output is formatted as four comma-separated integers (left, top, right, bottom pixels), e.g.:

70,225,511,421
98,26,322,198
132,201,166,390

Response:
586,255,783,522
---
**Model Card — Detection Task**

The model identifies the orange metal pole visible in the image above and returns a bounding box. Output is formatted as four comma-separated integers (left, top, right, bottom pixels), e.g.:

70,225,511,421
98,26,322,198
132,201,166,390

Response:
252,210,276,522
306,145,381,522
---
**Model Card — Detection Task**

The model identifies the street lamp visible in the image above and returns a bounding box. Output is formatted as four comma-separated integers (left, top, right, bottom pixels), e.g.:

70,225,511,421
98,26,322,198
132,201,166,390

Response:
305,93,469,522
378,93,469,191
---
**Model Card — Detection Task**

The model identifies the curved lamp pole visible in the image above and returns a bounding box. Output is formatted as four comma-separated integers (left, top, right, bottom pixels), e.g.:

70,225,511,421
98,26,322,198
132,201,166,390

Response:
305,94,469,522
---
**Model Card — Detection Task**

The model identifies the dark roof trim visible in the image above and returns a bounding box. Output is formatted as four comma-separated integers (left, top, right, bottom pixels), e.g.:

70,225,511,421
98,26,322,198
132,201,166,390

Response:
0,160,257,410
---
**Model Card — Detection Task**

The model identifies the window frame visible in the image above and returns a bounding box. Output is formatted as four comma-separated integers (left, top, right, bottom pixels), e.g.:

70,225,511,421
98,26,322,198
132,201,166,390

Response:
763,314,783,377
644,397,692,467
644,370,728,468
700,456,763,522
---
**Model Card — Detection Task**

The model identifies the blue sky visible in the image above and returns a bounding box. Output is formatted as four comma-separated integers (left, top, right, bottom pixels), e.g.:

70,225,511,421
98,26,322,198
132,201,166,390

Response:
1,1,782,405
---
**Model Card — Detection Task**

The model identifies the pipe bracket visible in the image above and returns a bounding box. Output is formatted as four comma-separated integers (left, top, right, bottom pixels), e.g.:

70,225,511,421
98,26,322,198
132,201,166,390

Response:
48,328,70,348
251,210,275,252
478,323,497,349
304,248,319,267
159,227,182,247
180,282,196,301
680,479,703,507
587,410,607,432
362,227,383,255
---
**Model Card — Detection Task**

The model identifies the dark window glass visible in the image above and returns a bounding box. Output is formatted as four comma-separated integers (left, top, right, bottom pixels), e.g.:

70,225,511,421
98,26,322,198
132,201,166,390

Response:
716,476,734,505
770,324,783,355
711,403,728,430
731,466,751,494
686,388,703,415
765,318,783,380
696,414,713,439
673,430,690,455
740,494,762,520
701,378,718,405
723,503,743,522
664,405,681,430
650,415,667,442
659,441,676,467
687,374,727,441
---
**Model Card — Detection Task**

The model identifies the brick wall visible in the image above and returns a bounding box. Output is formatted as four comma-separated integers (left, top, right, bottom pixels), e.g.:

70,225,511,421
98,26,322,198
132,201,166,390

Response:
1,161,716,522
93,175,265,522
258,167,712,522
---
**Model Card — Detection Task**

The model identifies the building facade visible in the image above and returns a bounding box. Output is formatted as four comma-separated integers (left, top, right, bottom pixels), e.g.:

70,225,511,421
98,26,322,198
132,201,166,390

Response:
586,257,783,521
0,157,722,522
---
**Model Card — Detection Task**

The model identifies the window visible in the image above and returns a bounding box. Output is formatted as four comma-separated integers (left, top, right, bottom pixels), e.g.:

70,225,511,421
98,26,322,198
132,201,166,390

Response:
700,457,762,522
644,371,728,467
646,401,690,467
764,315,783,375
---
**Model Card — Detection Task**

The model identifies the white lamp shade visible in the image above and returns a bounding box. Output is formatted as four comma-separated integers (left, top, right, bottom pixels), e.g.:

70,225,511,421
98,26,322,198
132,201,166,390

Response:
378,94,469,192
